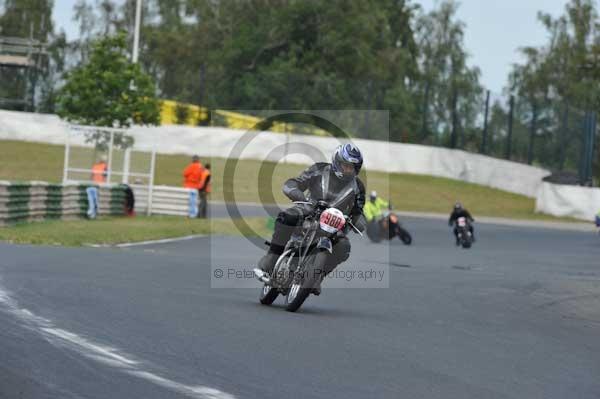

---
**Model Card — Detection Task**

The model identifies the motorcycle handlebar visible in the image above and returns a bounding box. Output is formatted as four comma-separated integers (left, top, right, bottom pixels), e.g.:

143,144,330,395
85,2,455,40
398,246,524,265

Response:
347,219,363,237
293,200,330,209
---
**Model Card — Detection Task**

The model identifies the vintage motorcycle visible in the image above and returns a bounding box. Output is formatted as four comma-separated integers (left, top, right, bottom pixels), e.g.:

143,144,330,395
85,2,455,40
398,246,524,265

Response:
254,200,362,312
454,216,474,249
366,211,412,245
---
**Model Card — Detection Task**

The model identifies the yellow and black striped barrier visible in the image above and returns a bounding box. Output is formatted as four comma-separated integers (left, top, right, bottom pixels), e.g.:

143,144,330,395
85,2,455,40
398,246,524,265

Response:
159,100,330,136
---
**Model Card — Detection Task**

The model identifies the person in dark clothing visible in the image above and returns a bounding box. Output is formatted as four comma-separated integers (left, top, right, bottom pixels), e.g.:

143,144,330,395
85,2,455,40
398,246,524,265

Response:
254,144,367,290
120,184,135,216
448,202,475,245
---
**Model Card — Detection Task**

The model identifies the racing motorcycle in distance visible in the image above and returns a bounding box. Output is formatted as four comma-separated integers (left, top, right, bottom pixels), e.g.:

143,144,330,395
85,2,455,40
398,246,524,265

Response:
454,216,474,249
366,211,412,245
254,200,362,312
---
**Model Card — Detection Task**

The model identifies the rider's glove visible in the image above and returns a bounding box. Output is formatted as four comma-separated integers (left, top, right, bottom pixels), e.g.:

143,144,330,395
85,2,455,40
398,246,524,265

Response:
287,188,307,203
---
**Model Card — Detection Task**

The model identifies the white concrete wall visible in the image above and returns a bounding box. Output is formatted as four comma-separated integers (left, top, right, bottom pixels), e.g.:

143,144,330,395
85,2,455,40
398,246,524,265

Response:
535,182,600,221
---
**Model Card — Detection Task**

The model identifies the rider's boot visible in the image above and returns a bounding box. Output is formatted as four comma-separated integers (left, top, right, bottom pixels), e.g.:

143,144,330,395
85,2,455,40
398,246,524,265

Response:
254,222,288,283
312,274,325,296
253,252,279,283
312,263,335,296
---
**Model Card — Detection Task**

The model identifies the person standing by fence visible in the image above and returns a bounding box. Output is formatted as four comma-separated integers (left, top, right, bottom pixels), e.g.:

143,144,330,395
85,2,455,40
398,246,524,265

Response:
183,155,205,218
197,163,211,218
86,155,108,219
91,155,108,183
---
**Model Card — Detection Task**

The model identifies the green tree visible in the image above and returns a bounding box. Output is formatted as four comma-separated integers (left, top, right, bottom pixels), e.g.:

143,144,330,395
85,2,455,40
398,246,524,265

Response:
188,0,419,139
62,0,484,147
508,0,600,173
57,33,159,128
65,0,422,140
415,0,483,147
38,30,68,113
0,0,53,39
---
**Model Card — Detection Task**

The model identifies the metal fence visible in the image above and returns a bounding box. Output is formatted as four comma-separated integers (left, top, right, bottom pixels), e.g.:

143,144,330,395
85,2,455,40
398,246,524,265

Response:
62,124,157,215
421,90,598,186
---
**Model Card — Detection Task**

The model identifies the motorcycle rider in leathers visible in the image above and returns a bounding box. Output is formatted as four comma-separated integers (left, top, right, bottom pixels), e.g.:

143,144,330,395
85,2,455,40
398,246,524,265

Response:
255,144,367,291
448,202,475,245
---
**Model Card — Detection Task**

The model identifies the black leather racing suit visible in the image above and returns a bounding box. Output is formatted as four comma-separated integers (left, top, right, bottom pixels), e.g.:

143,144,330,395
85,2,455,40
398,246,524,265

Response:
266,162,366,273
448,209,475,239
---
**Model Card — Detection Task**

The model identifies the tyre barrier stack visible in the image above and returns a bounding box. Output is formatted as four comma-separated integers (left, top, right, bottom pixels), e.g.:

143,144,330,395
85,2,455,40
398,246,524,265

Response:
0,181,128,226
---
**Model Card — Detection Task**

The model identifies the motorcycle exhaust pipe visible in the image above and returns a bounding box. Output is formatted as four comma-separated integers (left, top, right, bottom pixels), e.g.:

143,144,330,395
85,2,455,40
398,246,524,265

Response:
253,268,271,284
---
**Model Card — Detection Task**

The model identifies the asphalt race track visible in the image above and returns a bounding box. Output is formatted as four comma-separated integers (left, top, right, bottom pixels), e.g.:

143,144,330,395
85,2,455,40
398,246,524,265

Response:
1,215,600,399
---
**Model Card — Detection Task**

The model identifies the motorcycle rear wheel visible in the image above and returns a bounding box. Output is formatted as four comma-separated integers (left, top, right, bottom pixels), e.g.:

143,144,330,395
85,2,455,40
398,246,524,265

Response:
259,284,279,305
398,228,412,245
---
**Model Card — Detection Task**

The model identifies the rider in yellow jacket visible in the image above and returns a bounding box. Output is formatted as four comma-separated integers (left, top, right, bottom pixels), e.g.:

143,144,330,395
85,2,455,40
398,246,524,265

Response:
363,191,389,222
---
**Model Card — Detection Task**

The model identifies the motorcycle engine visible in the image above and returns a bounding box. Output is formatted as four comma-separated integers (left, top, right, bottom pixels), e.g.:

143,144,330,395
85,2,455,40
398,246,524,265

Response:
273,253,297,288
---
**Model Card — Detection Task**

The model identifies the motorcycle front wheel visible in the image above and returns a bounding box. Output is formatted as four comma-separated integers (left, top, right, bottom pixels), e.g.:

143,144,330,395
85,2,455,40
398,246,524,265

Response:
285,250,328,312
461,237,472,249
366,221,382,243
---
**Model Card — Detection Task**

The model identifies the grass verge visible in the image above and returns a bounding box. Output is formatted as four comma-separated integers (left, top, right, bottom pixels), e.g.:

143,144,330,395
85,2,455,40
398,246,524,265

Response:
0,139,576,222
0,216,270,247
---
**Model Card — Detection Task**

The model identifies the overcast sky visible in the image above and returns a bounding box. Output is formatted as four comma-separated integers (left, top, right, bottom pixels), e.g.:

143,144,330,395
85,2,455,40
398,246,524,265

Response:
52,0,571,93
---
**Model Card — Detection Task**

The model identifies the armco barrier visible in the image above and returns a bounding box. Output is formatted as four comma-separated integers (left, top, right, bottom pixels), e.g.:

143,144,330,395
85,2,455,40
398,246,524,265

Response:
535,182,600,221
132,185,190,216
0,181,128,226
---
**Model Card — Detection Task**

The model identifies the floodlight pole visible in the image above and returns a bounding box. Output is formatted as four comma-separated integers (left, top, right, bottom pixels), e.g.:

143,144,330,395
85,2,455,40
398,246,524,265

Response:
132,0,142,63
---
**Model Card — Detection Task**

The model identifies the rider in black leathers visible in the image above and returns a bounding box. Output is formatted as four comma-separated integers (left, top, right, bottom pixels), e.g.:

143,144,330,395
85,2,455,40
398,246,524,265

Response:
256,144,367,285
448,202,475,244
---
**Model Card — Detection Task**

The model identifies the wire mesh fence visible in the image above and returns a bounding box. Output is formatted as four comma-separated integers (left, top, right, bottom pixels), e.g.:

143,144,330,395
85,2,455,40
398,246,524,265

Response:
420,89,598,186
